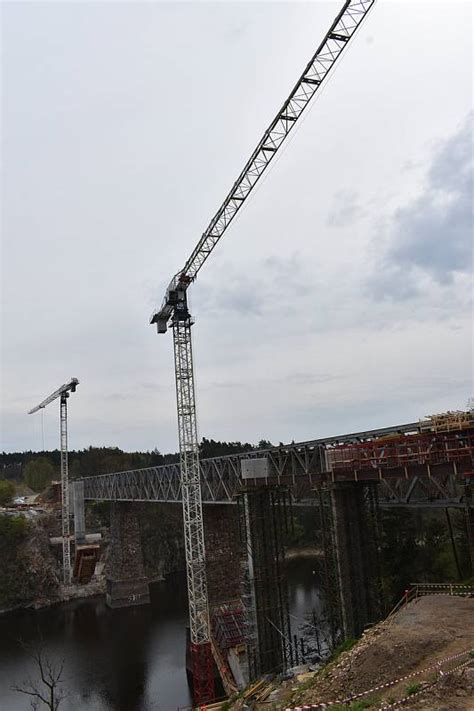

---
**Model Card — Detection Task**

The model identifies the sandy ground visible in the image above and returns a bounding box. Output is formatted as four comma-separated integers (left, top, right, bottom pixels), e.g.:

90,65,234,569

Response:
261,595,474,710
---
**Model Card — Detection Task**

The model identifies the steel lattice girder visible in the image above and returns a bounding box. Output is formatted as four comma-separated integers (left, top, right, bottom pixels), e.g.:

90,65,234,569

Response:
82,419,457,505
81,445,473,509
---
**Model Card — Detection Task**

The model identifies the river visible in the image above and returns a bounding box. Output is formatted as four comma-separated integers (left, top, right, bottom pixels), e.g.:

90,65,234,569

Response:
0,557,325,711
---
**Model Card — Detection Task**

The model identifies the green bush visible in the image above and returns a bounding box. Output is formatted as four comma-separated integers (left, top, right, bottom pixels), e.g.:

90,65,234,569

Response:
0,479,15,506
0,515,29,607
328,637,358,662
406,682,421,695
331,700,375,710
0,514,27,539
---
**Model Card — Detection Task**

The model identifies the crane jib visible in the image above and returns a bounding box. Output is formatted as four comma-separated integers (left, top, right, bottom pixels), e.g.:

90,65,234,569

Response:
150,0,376,334
27,378,80,414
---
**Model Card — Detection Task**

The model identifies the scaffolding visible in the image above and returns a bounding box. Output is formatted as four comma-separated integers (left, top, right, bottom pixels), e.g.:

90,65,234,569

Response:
419,410,474,433
212,603,246,650
318,481,383,641
325,430,473,474
238,487,293,679
317,486,343,649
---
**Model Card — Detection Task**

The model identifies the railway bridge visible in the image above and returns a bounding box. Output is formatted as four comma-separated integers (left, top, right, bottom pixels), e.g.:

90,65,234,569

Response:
73,419,473,683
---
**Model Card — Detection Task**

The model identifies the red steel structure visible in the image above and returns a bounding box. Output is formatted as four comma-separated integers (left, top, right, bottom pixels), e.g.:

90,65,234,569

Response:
326,430,473,473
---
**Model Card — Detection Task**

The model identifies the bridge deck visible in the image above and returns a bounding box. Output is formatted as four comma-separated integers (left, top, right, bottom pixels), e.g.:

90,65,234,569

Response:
79,425,474,508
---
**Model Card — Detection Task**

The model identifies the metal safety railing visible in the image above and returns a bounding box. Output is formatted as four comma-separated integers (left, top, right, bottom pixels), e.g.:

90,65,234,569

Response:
408,582,474,598
385,582,474,626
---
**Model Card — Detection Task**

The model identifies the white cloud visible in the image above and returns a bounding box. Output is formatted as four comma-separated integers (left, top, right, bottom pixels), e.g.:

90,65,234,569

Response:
1,1,472,454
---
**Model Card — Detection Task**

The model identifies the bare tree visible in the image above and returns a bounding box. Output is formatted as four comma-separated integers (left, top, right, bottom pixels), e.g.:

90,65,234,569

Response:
12,640,66,711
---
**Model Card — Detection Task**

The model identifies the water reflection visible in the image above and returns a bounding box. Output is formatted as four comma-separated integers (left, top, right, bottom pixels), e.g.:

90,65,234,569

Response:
0,560,323,710
0,573,191,711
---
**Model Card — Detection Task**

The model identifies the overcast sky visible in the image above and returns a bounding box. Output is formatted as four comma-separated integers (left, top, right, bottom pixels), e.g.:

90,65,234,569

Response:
1,0,472,455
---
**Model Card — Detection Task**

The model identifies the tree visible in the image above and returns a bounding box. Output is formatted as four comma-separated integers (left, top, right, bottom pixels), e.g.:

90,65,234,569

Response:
24,459,55,492
12,640,66,710
0,478,15,506
68,460,81,480
0,515,29,607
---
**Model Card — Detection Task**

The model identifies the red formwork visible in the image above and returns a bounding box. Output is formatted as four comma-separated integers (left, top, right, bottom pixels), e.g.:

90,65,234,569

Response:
325,429,474,474
211,603,246,650
191,641,215,706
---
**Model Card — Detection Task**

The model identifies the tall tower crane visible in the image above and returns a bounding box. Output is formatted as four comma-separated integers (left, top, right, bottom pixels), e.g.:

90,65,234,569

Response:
150,1,375,702
28,378,79,586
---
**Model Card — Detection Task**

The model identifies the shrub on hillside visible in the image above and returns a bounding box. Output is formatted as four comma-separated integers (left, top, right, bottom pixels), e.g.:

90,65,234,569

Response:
0,479,15,507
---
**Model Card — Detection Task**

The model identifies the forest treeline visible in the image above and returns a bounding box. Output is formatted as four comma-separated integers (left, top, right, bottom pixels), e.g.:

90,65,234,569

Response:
1,438,471,607
0,437,273,483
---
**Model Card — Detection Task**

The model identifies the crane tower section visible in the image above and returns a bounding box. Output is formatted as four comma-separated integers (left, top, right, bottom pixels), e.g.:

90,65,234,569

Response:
150,1,376,703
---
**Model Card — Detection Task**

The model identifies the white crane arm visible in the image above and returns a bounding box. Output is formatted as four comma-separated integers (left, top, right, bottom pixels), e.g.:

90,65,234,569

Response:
28,378,79,414
151,0,376,333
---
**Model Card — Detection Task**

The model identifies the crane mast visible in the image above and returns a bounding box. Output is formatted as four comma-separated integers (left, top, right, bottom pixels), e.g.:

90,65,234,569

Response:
28,378,79,586
150,1,376,702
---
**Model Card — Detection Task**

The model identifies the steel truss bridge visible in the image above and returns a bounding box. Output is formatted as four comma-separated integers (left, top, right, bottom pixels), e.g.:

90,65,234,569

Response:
80,423,474,508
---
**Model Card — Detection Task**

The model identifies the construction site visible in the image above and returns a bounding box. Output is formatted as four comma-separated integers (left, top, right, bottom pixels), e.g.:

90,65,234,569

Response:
1,0,473,709
11,399,472,708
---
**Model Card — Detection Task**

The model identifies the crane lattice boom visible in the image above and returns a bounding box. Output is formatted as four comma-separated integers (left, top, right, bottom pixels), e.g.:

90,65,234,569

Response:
151,0,376,334
28,378,79,414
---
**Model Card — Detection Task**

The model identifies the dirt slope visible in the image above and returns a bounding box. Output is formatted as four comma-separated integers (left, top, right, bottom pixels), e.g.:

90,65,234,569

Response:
275,595,474,710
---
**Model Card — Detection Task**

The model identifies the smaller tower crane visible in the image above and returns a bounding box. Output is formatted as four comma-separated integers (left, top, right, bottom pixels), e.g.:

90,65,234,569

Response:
28,378,79,585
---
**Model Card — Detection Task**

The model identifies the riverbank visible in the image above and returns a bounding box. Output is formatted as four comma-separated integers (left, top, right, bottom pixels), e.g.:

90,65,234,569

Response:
0,577,105,615
0,540,320,616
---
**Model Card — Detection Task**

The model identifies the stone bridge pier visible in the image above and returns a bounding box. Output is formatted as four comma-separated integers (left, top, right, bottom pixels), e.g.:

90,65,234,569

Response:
203,504,241,606
202,491,292,684
106,502,151,608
